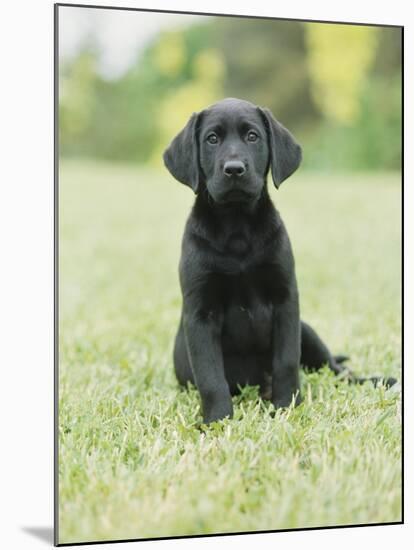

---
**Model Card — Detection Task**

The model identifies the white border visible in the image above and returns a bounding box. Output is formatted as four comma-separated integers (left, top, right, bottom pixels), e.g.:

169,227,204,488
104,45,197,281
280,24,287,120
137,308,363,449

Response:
0,1,410,548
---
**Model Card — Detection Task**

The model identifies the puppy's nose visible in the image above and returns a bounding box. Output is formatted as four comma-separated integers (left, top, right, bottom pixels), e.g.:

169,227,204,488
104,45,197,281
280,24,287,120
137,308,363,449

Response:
223,160,246,178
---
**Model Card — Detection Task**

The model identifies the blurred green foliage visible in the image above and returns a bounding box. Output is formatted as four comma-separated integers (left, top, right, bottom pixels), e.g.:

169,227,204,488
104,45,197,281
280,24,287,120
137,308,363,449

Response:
59,18,401,171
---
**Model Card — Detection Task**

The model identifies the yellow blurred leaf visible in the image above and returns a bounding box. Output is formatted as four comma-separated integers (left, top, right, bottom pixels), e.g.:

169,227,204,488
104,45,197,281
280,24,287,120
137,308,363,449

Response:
153,31,186,78
306,24,378,124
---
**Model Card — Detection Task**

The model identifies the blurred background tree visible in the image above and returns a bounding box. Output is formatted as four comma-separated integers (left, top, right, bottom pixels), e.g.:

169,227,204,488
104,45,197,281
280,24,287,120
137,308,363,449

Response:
59,15,401,172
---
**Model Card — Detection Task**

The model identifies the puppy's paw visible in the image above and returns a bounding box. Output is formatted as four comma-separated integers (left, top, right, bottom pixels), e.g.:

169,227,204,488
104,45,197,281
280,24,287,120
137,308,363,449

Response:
272,391,302,410
202,403,234,426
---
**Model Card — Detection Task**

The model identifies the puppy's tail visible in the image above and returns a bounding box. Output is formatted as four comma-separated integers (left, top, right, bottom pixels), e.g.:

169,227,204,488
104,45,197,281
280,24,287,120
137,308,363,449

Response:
332,355,397,389
333,354,350,364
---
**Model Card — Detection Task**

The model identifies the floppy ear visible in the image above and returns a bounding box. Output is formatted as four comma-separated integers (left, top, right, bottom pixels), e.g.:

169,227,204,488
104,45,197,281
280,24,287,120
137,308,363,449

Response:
163,112,200,193
259,107,302,188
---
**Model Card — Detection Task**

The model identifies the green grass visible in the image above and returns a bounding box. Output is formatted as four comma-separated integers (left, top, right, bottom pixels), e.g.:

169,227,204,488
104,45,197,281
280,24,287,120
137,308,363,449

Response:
58,159,402,544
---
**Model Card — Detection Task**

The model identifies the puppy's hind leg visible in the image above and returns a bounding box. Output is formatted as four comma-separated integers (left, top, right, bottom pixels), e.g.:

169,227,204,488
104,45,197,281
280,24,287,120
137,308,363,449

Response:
300,320,397,388
300,320,345,375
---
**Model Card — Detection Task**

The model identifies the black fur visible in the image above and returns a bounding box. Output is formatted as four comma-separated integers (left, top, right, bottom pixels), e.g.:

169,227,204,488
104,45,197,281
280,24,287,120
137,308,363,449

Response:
163,98,396,424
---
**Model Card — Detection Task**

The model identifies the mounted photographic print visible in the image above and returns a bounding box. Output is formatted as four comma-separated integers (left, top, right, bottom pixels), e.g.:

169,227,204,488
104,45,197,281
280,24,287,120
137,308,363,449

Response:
55,3,403,545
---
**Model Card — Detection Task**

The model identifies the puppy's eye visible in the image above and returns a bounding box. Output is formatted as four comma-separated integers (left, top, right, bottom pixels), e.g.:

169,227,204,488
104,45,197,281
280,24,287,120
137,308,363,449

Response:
247,131,259,142
206,133,219,145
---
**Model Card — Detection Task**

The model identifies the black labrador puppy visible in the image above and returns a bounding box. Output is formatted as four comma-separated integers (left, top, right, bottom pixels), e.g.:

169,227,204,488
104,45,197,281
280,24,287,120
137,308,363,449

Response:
163,97,396,424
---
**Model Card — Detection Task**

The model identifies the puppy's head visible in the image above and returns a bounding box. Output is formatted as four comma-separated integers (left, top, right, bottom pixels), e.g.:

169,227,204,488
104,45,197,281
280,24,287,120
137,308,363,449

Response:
163,98,302,204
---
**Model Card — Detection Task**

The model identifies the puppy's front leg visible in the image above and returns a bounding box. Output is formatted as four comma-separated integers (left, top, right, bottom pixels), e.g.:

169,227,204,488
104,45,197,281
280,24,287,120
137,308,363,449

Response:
183,310,233,424
271,296,302,409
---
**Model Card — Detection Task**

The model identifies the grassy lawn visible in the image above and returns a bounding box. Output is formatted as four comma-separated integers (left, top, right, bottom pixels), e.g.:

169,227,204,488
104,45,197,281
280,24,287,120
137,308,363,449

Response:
58,159,402,544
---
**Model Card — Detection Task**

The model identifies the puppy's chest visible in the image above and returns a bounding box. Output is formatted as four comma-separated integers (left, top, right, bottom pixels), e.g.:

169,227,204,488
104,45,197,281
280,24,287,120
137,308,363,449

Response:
221,274,274,352
203,248,290,310
224,231,251,256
